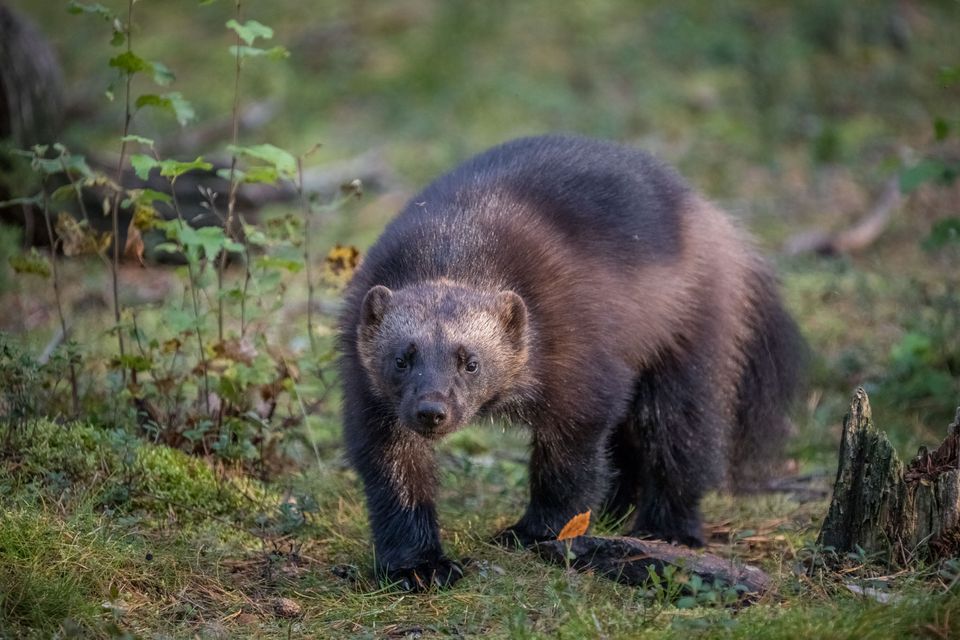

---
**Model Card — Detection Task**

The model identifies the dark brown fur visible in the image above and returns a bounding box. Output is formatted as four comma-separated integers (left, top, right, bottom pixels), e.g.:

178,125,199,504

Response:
338,135,804,590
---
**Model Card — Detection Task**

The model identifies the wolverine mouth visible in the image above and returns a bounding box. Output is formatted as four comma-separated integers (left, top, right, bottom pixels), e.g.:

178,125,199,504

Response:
402,421,456,440
400,410,463,439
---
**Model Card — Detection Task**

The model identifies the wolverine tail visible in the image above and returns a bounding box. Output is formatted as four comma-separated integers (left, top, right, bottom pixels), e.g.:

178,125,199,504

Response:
729,269,807,491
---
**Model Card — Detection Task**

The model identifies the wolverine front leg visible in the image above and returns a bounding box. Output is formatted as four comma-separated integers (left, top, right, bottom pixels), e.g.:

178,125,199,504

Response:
494,418,614,547
343,387,462,590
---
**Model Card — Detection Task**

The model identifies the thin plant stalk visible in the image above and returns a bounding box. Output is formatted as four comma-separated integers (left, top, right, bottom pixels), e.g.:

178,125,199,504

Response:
109,0,137,384
39,179,79,415
170,182,212,415
297,156,317,356
218,0,248,341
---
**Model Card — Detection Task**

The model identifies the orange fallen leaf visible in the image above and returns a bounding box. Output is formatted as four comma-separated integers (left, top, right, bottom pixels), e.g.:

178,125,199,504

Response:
557,509,591,541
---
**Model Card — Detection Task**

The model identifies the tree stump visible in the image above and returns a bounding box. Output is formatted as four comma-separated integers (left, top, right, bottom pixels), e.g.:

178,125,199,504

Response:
818,387,960,562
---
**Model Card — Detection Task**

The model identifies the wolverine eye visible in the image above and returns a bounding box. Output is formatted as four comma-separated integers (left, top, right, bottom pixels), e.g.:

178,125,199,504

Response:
464,360,480,374
394,357,408,370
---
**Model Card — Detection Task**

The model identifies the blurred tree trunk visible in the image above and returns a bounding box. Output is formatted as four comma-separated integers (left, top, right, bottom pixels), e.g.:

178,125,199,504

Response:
0,2,66,245
819,388,960,563
0,2,64,145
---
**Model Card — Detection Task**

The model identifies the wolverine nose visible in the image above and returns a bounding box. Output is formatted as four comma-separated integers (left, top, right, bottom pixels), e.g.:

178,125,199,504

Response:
415,401,448,428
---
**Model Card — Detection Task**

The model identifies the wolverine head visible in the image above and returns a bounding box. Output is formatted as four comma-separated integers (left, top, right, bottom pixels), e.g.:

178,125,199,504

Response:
356,281,529,438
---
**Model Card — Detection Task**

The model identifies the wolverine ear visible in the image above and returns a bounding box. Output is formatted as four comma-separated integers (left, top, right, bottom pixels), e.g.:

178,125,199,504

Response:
360,285,393,328
494,290,528,350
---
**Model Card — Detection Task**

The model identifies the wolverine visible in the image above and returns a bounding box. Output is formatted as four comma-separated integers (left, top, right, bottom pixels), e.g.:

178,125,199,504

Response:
338,134,804,591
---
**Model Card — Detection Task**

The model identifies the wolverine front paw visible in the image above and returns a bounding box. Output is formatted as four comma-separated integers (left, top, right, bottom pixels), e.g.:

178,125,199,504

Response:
383,557,465,592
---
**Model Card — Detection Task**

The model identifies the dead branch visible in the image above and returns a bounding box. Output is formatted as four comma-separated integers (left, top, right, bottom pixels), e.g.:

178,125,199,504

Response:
783,177,902,256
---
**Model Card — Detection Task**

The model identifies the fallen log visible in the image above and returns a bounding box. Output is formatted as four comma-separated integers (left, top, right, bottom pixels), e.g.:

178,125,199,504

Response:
818,387,960,563
535,536,772,595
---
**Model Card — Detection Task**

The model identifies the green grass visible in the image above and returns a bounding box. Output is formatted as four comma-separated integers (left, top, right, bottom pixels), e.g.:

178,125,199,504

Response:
2,419,958,638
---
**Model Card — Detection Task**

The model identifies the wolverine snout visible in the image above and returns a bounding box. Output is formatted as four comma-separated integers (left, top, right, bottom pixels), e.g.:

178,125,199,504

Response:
415,399,448,429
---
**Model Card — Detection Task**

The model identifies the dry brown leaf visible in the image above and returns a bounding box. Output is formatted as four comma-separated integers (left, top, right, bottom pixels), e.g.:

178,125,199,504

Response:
55,213,111,257
557,509,591,541
124,220,145,266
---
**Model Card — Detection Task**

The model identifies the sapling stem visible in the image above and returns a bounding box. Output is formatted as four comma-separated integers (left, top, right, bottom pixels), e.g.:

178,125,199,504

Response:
39,176,79,416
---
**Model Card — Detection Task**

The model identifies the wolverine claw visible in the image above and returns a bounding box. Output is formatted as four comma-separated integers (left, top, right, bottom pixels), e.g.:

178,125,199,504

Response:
386,557,464,592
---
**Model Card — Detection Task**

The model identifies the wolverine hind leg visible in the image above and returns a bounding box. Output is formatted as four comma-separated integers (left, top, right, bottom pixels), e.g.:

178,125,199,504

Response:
605,350,726,547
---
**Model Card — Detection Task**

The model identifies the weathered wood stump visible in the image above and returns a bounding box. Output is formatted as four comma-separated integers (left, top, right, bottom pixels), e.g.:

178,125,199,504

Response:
818,387,960,562
536,536,772,595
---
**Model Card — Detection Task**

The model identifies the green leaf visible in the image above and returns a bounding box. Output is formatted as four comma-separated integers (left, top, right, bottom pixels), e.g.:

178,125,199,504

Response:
217,167,243,182
51,184,78,203
121,134,156,149
150,61,175,86
228,45,289,61
226,19,273,46
193,226,230,258
130,154,159,181
934,117,950,142
240,165,280,185
154,242,180,254
108,52,176,86
182,427,209,443
135,93,195,126
688,574,703,593
939,65,960,87
158,157,213,180
675,596,698,609
67,1,114,20
168,224,231,261
124,188,172,207
0,194,43,209
242,224,269,247
228,143,296,178
900,159,946,194
923,217,960,251
116,354,153,372
59,154,93,179
109,51,151,76
9,248,51,278
31,157,66,176
254,255,303,273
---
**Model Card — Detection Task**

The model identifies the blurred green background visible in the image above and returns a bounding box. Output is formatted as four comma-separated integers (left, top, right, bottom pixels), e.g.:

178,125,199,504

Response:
10,0,955,187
